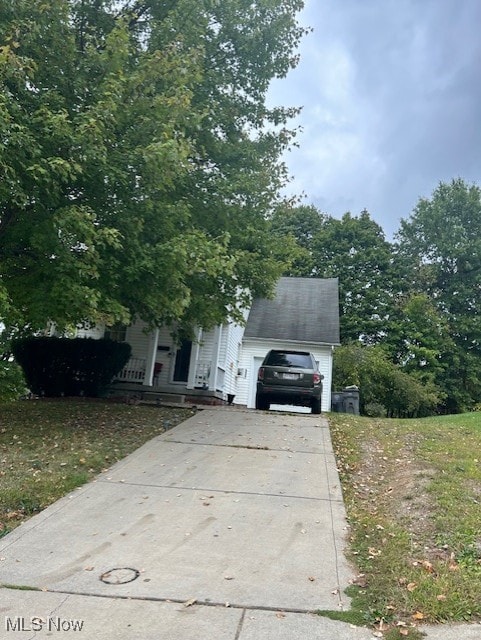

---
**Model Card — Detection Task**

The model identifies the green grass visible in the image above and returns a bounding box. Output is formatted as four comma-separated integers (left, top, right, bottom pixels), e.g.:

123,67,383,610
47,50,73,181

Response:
328,411,481,635
0,399,193,536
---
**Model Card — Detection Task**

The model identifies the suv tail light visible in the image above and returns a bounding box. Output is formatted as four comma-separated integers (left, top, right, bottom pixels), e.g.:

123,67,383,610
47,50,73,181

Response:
257,367,265,381
313,372,321,385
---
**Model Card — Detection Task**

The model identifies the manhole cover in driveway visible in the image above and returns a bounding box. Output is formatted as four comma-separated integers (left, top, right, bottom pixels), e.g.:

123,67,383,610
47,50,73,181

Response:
100,568,140,585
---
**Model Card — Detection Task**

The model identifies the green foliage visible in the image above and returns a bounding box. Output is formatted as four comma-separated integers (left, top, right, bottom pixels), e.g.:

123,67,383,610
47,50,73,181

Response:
333,343,440,418
0,360,27,402
0,333,28,401
273,190,481,415
313,211,395,344
12,337,131,397
330,411,481,625
0,0,306,335
396,179,481,412
270,204,327,275
272,207,395,343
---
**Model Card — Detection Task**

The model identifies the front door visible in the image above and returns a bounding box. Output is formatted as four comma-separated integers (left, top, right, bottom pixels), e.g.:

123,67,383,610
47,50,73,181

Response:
173,340,192,383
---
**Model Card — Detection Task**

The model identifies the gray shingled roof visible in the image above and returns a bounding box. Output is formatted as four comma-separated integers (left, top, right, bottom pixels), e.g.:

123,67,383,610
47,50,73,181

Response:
244,277,340,345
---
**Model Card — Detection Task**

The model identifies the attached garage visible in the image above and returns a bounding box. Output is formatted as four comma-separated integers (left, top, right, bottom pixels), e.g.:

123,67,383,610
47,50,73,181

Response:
234,278,340,412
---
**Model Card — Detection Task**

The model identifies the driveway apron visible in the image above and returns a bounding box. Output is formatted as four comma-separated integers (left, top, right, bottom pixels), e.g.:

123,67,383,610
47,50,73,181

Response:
0,408,371,639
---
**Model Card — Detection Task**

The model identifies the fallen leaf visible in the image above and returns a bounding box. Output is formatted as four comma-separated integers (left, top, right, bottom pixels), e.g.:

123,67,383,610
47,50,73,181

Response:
183,598,197,607
412,611,424,620
276,612,286,619
407,582,417,592
436,594,447,601
353,574,368,588
84,565,95,571
422,560,434,573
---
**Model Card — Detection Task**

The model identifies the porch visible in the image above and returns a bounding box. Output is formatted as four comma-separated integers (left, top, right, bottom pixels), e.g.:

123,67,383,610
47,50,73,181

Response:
110,356,229,405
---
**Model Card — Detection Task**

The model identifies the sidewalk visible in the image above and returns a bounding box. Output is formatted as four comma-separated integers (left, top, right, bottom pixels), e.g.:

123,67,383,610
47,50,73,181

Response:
1,408,480,639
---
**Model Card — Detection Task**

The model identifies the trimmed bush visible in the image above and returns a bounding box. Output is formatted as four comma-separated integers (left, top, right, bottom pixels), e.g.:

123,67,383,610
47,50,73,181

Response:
12,337,131,397
0,359,28,402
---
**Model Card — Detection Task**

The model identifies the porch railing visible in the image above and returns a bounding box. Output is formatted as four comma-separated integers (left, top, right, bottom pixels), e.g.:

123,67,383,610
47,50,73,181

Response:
194,361,210,388
194,361,225,392
116,357,146,382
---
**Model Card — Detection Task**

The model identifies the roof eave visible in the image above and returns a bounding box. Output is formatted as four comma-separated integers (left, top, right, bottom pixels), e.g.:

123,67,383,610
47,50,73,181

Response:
243,336,341,348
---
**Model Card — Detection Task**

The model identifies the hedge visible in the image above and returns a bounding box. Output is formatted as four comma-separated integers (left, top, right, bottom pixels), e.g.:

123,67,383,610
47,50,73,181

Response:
12,337,131,397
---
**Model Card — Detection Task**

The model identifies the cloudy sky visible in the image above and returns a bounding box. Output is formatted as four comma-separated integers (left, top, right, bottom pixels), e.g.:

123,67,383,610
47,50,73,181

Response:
268,0,481,238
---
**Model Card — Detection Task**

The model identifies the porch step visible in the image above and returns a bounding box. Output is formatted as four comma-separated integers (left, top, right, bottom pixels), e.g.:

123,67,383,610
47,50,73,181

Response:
108,382,225,406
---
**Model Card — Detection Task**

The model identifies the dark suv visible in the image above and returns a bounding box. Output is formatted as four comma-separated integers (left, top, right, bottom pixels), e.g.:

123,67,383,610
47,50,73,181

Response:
255,350,323,414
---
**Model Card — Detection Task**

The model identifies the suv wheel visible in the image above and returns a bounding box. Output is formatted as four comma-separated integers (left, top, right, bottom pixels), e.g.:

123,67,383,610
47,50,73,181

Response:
311,397,321,414
255,394,269,410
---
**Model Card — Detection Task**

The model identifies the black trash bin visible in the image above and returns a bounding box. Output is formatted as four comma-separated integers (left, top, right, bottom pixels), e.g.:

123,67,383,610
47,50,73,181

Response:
331,392,344,412
342,385,360,415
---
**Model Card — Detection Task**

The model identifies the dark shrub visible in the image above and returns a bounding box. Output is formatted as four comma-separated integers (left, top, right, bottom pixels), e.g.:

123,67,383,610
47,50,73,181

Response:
12,337,131,397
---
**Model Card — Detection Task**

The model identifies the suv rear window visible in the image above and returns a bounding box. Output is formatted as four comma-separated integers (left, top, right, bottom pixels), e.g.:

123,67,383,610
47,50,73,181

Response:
263,351,313,369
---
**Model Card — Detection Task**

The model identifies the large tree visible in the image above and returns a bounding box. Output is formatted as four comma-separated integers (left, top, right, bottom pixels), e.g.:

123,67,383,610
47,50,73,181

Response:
272,206,396,343
0,0,306,335
313,210,396,343
270,204,327,276
396,178,481,411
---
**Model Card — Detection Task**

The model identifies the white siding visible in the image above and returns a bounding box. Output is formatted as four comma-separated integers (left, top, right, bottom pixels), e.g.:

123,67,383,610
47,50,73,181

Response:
122,322,175,385
197,328,216,363
222,320,246,398
235,339,333,412
124,321,151,359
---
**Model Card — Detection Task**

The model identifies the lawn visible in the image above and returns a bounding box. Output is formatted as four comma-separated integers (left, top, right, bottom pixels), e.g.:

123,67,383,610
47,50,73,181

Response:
0,399,194,536
328,411,481,637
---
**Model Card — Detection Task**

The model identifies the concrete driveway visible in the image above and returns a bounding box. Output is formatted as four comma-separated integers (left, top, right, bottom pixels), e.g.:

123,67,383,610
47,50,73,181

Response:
0,409,371,638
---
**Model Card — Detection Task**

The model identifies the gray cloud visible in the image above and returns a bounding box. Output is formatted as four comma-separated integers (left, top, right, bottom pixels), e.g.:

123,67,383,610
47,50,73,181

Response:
268,0,481,238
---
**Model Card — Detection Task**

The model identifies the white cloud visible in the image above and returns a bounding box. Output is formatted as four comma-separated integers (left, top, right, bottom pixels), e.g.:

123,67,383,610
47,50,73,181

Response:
268,0,481,238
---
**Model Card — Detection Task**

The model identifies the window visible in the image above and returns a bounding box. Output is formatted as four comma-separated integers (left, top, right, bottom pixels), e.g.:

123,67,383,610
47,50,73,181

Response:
263,351,313,369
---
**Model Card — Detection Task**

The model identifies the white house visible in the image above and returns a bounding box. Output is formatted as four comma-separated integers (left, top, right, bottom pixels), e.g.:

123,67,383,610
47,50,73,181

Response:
104,277,340,411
